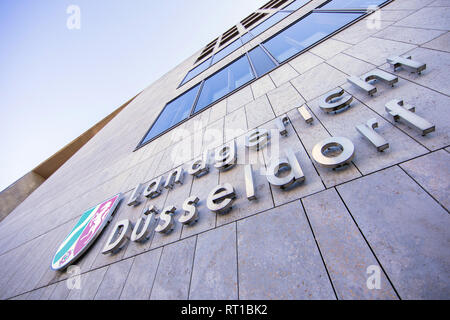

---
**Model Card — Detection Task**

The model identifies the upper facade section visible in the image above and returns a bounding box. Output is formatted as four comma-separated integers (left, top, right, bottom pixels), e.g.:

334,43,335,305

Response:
137,0,391,149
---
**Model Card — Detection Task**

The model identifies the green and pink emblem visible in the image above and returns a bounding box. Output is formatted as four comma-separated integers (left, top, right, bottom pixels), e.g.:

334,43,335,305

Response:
51,194,121,270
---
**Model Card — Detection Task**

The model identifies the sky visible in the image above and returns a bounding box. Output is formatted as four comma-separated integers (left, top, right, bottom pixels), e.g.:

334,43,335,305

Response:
0,0,264,192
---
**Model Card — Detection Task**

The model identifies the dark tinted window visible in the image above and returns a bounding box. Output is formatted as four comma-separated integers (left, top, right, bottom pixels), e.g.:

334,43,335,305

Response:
194,56,254,113
263,12,363,63
248,46,276,77
141,84,200,144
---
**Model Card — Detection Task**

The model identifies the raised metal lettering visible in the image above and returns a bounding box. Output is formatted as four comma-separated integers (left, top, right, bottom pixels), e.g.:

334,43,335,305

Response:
244,164,256,200
207,183,236,214
188,150,209,177
127,184,143,207
319,88,353,113
214,140,237,171
275,114,290,136
164,167,184,189
385,99,435,136
312,137,355,169
143,176,164,198
298,105,314,123
245,128,270,151
387,55,426,74
130,205,158,242
356,118,389,152
155,206,177,234
266,148,305,189
178,196,200,225
102,219,132,254
348,69,398,96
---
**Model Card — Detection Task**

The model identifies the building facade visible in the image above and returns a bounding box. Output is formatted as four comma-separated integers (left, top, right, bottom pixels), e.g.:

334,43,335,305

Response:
1,0,449,300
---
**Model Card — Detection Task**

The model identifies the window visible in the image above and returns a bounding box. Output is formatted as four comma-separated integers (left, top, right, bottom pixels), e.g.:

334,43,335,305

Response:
283,0,310,11
241,12,268,30
248,46,276,77
260,0,289,9
180,57,212,86
140,84,201,145
194,55,254,113
212,38,243,64
220,25,240,47
263,11,364,63
318,0,388,9
241,33,254,45
248,11,290,39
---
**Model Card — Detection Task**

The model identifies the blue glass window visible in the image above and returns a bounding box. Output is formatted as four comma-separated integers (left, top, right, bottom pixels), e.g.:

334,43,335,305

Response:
318,0,388,9
194,56,255,113
248,46,276,77
249,11,290,38
141,84,200,145
263,12,363,63
212,38,243,65
241,32,254,45
283,0,310,11
180,57,212,86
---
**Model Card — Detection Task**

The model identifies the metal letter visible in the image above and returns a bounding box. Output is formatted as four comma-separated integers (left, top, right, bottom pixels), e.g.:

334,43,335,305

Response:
178,196,200,225
155,206,177,234
245,128,270,151
319,88,353,113
143,176,164,198
385,99,435,136
244,164,256,200
356,118,389,152
188,150,209,177
275,114,290,136
348,69,398,96
387,55,426,74
127,184,143,207
266,148,305,189
130,205,158,242
214,140,237,171
206,183,236,214
102,219,132,254
298,105,314,123
164,167,184,189
312,137,355,169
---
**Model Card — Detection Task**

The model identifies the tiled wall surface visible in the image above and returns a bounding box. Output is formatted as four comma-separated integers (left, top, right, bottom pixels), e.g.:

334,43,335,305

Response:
1,0,449,300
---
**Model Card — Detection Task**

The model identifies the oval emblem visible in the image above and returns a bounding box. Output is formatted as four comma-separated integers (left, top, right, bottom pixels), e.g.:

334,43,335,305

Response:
51,193,122,270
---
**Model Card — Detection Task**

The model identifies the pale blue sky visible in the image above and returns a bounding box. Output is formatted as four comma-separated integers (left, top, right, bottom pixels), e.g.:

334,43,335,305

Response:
0,0,264,191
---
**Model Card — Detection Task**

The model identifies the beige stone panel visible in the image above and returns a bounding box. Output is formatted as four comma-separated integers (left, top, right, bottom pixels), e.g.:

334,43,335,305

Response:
268,63,299,87
245,95,276,130
310,39,352,60
344,37,417,66
288,51,324,74
290,63,348,101
251,75,276,99
226,86,254,114
267,82,305,116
